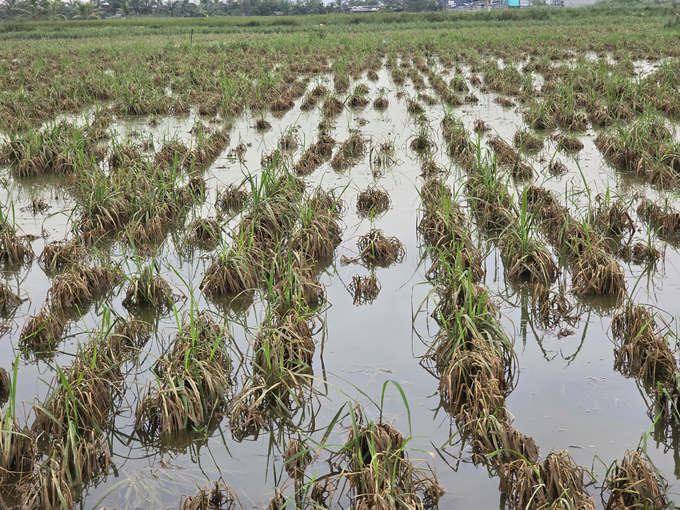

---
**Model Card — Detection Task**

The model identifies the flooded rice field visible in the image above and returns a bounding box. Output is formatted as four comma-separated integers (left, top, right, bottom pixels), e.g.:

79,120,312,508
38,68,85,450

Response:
3,45,680,509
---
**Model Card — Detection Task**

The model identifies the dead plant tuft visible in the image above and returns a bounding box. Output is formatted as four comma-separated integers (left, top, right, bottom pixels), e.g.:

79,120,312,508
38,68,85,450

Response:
47,264,118,311
19,307,65,350
39,239,86,273
572,250,626,297
188,218,221,247
356,186,391,217
500,450,595,510
513,129,544,151
348,274,381,305
285,438,312,479
357,229,405,266
604,449,669,510
0,283,22,314
122,265,175,311
179,479,241,510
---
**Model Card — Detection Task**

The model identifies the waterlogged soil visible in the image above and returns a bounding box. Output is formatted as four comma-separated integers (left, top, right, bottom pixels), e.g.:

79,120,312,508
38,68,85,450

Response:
3,66,680,508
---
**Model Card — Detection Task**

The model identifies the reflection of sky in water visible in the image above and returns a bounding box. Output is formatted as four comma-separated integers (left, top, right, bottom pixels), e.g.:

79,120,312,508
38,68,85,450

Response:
1,60,680,508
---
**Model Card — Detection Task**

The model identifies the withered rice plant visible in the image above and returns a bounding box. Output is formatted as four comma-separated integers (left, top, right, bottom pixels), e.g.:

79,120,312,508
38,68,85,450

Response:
637,198,680,238
47,264,118,311
530,284,577,330
494,96,516,108
348,86,370,108
300,94,318,111
107,315,151,358
0,230,34,264
442,113,475,164
572,250,626,297
216,184,250,213
373,96,389,109
474,119,491,134
555,133,584,152
285,438,312,479
425,244,486,285
591,201,635,238
420,159,446,178
135,312,232,437
487,136,533,180
428,275,512,373
179,479,242,510
407,99,425,115
466,169,515,232
1,413,35,480
188,218,222,247
466,413,539,465
417,193,466,247
186,128,231,167
500,451,595,510
348,274,381,305
253,308,316,387
200,240,261,297
255,118,272,130
611,304,677,383
309,186,345,219
122,264,175,311
439,342,508,423
548,159,568,175
270,252,326,309
154,140,189,167
0,366,8,402
340,417,444,510
290,202,342,260
270,95,295,113
0,283,21,314
38,239,86,273
603,449,669,510
331,131,367,170
618,242,661,266
357,230,405,266
294,147,323,176
108,142,142,170
420,177,452,206
513,129,544,152
500,231,558,285
18,453,74,510
19,306,65,350
32,339,124,440
322,96,344,117
356,186,391,218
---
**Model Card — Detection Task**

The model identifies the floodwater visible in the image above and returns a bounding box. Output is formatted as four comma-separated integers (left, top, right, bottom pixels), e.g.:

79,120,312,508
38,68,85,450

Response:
1,64,680,509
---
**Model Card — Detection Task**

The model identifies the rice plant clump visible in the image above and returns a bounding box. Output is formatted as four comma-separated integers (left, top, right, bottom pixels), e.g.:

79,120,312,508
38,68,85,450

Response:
499,450,595,510
610,304,677,383
340,418,444,509
135,312,232,437
122,264,175,311
178,479,241,510
47,264,118,311
216,184,250,213
603,449,669,510
19,307,66,350
348,274,381,305
357,230,405,266
252,309,316,387
188,218,222,247
0,283,22,314
513,129,544,152
38,239,86,273
201,238,262,297
356,186,391,218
